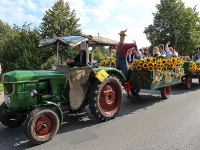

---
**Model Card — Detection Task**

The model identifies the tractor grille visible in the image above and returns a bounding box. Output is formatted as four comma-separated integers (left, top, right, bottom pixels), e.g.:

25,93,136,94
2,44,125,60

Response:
3,83,14,95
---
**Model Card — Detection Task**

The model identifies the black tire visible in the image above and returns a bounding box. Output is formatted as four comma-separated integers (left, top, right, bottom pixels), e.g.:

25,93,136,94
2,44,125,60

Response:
161,86,171,99
0,102,27,128
185,75,192,89
130,88,140,95
25,108,60,144
89,76,123,121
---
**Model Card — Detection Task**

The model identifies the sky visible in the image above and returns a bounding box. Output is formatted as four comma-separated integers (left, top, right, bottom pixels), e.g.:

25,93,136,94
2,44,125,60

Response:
1,0,200,48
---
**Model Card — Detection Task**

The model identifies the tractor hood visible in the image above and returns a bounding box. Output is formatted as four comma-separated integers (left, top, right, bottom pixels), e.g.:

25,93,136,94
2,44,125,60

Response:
2,70,65,83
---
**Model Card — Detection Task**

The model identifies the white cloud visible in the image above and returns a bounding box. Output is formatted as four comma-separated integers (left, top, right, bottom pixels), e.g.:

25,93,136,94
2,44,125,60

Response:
94,0,121,9
116,15,135,23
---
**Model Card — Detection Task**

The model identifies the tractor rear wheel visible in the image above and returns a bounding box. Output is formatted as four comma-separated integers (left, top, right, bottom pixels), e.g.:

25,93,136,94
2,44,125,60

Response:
25,108,60,144
89,76,122,121
0,102,27,128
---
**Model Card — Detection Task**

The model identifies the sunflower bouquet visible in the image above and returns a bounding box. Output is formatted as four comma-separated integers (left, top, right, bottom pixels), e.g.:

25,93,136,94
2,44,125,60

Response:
188,62,200,73
130,57,184,72
100,57,116,67
129,57,184,85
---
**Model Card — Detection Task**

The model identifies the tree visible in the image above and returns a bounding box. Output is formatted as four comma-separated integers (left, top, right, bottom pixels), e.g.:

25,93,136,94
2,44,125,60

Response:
1,23,42,72
144,0,200,55
39,0,82,60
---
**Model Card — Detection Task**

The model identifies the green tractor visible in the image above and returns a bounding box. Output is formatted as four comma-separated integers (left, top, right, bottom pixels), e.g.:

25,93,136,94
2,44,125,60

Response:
0,35,126,144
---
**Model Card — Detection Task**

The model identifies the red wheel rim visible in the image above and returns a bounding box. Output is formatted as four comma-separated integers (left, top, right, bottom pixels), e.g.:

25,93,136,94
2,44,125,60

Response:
34,115,55,138
99,83,121,115
165,86,170,96
187,76,192,88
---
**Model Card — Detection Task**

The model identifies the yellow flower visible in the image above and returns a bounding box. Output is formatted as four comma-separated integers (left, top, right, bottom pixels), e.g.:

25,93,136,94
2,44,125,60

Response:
156,64,161,68
162,59,166,64
131,62,136,66
146,58,151,63
163,66,168,71
148,66,154,71
143,63,148,69
152,57,156,62
139,62,144,67
136,65,142,71
140,59,145,64
148,62,154,67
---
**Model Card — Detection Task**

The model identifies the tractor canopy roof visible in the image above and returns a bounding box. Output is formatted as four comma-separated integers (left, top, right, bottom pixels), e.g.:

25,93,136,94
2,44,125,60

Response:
37,35,119,48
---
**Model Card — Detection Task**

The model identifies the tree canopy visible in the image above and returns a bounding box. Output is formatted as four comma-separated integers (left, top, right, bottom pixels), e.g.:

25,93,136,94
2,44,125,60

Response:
39,0,82,62
144,0,200,55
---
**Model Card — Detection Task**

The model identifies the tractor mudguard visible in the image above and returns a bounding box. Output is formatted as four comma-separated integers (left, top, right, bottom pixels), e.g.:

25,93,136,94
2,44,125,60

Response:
41,101,63,125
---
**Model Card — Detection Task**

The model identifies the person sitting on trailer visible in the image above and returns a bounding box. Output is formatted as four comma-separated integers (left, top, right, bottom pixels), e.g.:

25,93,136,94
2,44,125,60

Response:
165,41,178,57
66,44,87,67
116,29,138,81
193,50,200,62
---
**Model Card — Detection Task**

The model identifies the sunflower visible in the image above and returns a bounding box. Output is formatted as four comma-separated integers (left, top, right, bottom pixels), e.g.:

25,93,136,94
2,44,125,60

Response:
172,58,177,63
140,59,145,64
131,62,136,66
156,64,161,68
139,62,144,67
146,58,151,63
136,65,142,71
163,66,168,71
148,62,154,67
148,66,154,71
152,57,156,62
169,64,174,68
162,59,166,64
143,63,148,69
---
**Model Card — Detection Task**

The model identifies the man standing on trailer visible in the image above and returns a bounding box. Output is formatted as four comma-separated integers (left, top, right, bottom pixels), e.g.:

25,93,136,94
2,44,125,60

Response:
116,29,138,82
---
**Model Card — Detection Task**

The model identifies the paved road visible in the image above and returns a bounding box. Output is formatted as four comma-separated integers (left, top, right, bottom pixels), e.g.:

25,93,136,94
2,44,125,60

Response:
1,80,200,150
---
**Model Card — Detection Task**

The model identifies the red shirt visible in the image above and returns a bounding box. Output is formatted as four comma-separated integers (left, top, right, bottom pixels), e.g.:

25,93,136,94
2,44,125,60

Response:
117,42,138,57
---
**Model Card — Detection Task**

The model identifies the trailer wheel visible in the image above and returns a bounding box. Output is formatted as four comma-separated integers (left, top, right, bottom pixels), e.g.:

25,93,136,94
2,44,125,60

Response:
25,108,60,144
130,88,140,95
0,102,27,128
89,76,122,121
185,76,192,89
161,86,171,99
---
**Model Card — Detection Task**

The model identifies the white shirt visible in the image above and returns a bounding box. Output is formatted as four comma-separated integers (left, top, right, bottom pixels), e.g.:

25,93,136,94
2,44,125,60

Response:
165,44,178,57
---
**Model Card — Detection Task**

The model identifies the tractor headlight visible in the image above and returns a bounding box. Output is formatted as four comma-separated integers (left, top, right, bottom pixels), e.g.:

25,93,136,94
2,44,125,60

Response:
4,95,10,105
30,90,38,97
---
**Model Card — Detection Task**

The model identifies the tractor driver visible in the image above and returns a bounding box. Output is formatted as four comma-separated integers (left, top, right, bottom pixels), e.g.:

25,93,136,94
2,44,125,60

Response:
66,44,86,67
116,29,138,82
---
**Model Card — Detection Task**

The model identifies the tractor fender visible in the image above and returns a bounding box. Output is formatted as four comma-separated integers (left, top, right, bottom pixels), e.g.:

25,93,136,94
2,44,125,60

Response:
40,101,63,125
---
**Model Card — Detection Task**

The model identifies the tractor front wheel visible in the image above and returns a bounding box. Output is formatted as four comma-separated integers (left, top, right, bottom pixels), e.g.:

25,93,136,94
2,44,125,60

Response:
0,102,27,128
25,108,60,144
89,76,122,121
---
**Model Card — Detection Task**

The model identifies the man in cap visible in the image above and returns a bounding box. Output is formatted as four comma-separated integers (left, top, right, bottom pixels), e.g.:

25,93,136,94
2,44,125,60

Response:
116,29,138,81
